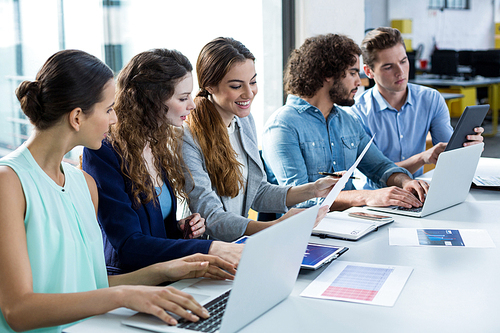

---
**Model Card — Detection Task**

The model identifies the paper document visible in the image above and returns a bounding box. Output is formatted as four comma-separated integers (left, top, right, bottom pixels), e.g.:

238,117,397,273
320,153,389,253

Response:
321,135,375,208
301,261,412,307
389,228,496,248
473,176,500,187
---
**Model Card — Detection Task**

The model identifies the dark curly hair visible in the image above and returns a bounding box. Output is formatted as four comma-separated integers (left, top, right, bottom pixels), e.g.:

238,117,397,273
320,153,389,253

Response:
284,34,361,98
361,27,405,69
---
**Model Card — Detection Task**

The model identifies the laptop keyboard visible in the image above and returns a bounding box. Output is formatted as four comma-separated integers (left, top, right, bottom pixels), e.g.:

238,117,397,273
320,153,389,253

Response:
395,206,422,212
177,290,231,333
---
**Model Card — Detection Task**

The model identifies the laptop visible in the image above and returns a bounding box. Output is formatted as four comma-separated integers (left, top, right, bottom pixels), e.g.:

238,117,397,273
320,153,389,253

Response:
122,204,320,333
367,143,483,218
233,235,348,270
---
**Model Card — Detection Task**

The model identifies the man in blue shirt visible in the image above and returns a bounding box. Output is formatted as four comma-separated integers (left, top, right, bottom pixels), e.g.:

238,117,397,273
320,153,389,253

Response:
350,27,483,178
262,34,427,211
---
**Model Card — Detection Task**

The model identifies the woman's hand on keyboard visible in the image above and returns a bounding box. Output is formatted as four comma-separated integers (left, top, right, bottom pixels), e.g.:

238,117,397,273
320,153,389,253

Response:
158,253,237,282
119,285,210,326
208,242,244,267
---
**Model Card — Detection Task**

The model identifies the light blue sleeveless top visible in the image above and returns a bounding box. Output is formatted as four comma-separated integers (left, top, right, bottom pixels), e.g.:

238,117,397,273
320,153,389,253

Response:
0,144,109,333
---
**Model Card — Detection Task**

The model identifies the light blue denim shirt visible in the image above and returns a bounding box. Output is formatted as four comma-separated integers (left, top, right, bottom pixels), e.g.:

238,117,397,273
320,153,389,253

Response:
262,94,412,208
349,83,453,178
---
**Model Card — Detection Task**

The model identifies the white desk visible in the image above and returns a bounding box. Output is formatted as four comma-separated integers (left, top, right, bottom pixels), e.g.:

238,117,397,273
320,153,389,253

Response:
440,92,464,100
66,158,500,333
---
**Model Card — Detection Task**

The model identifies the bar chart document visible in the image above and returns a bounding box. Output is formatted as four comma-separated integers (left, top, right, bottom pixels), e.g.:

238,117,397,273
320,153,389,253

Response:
301,261,413,307
389,228,496,248
473,176,500,187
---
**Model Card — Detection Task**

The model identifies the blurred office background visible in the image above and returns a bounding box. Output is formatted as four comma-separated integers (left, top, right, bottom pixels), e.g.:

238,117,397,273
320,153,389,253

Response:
0,0,499,163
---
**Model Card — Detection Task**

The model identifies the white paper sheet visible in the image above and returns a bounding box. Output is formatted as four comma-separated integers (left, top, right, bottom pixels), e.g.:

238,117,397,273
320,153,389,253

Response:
473,176,500,187
300,261,413,307
321,135,375,208
389,228,496,248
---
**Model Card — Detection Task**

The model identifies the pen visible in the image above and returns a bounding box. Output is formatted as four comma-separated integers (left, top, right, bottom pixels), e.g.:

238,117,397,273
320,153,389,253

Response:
319,172,360,180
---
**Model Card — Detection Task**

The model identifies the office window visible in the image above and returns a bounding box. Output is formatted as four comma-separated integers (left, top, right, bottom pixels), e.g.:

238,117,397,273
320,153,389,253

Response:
429,0,469,10
0,0,282,162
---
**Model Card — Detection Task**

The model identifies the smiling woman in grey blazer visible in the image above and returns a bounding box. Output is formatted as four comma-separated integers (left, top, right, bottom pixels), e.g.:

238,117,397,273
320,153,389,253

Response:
182,37,339,242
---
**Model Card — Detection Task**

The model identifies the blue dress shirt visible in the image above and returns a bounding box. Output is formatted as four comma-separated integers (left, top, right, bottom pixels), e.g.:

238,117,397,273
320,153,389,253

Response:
262,95,411,208
350,83,453,177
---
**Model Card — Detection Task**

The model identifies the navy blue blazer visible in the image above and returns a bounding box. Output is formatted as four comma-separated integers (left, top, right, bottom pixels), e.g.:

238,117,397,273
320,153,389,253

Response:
82,140,212,274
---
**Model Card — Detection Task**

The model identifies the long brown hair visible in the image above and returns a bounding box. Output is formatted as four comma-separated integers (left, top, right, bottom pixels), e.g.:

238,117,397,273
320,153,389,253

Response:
187,37,255,198
110,49,192,206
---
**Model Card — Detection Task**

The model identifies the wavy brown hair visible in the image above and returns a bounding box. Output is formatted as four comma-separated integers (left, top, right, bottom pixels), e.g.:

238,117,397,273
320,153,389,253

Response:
361,27,405,69
109,49,192,206
187,37,254,198
284,34,361,98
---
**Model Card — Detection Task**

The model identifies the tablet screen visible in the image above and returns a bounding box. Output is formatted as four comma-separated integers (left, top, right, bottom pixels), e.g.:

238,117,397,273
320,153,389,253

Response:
233,236,348,270
233,236,249,244
445,104,489,151
302,243,348,270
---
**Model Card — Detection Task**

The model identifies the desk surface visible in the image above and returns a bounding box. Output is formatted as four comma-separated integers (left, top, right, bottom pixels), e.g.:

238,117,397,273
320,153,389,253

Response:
66,158,500,333
411,75,500,87
440,92,464,100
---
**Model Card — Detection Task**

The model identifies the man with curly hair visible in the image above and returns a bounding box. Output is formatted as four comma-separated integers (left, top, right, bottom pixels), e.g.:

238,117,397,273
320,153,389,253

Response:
350,27,483,182
262,33,428,211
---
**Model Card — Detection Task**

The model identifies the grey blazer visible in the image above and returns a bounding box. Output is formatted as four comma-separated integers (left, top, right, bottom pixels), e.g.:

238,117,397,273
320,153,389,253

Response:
182,114,291,241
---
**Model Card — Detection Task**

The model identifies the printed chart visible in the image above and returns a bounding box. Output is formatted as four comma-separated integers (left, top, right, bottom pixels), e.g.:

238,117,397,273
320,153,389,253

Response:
321,265,393,301
417,229,464,246
473,175,500,186
389,228,495,248
301,261,413,307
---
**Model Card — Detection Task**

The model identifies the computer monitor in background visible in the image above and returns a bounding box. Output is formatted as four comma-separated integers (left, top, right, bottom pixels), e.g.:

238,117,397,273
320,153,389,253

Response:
458,50,474,66
407,51,416,80
473,49,500,77
431,49,459,77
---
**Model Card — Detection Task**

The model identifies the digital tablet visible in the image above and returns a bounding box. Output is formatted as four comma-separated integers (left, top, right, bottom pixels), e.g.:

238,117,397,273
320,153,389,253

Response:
234,236,348,270
301,243,349,270
445,104,489,151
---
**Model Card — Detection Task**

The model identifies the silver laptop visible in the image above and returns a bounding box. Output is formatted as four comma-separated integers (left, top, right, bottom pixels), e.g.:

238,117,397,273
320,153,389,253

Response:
367,143,483,218
122,204,320,333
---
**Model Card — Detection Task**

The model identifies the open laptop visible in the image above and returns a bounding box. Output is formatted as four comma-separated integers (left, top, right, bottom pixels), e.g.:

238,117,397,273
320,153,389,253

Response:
367,143,483,218
122,204,320,333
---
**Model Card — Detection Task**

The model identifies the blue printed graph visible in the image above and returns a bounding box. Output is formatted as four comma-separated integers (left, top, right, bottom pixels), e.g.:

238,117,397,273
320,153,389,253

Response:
417,229,464,246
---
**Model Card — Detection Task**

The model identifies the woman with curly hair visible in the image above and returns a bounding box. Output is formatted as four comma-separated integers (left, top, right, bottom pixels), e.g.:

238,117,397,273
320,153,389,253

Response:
82,49,242,275
182,37,339,242
0,49,235,333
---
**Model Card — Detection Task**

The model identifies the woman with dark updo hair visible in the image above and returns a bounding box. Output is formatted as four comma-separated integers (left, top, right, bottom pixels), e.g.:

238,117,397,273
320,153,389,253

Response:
0,49,234,333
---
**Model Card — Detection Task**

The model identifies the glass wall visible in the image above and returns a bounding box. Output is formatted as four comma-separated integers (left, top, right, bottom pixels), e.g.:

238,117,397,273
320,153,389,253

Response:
0,0,282,162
